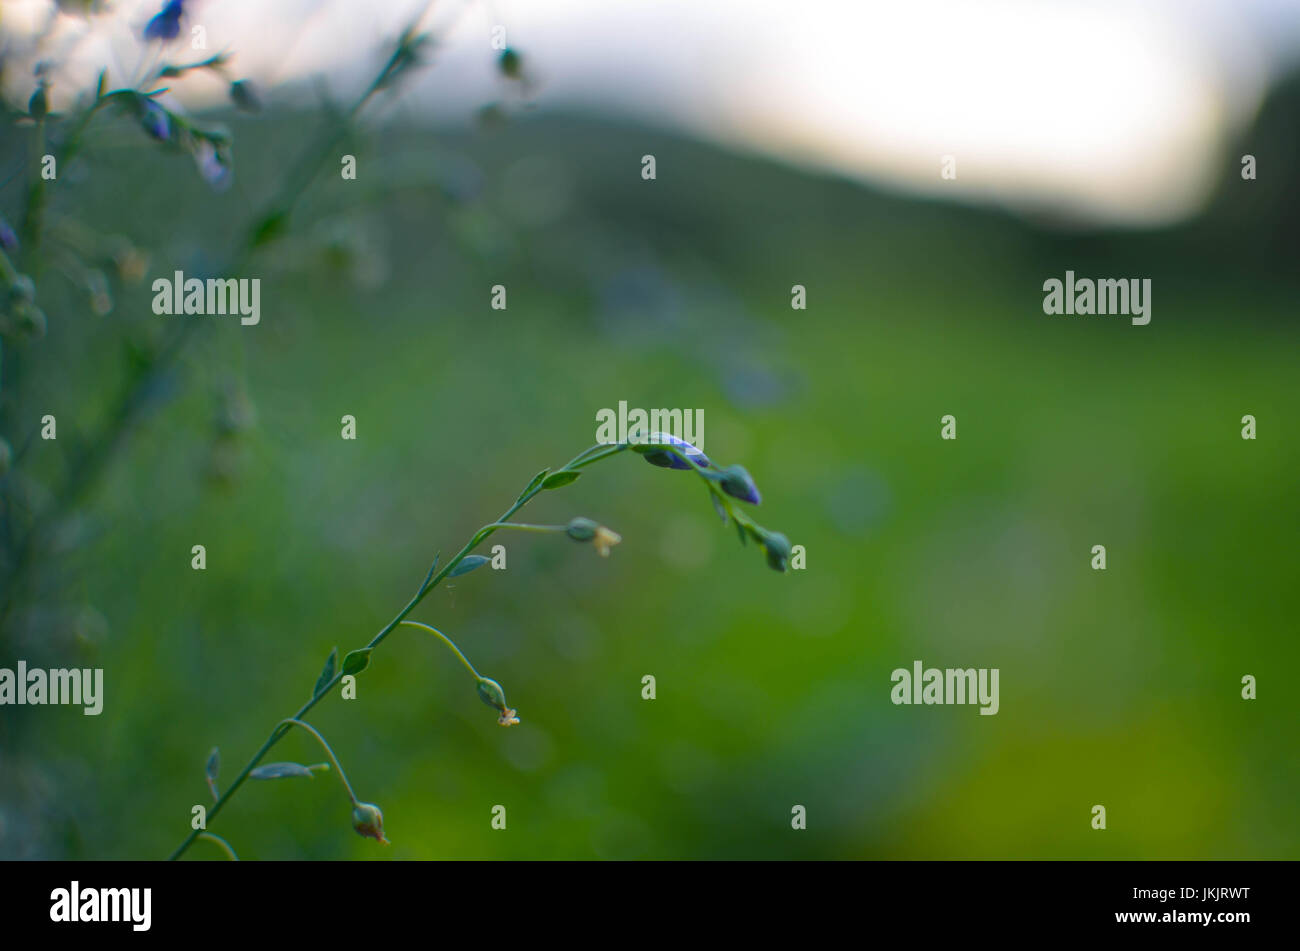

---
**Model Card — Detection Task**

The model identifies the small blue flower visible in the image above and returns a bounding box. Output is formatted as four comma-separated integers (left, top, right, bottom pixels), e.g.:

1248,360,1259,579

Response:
0,218,18,253
139,100,170,140
144,1,184,42
638,432,711,470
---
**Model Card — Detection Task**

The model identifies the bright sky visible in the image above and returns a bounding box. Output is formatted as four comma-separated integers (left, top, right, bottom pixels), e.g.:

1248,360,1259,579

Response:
7,0,1300,226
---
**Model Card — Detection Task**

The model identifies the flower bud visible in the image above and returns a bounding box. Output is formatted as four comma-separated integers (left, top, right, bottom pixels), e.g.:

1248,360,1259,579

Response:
139,100,171,141
351,801,389,844
229,80,261,112
144,1,184,42
634,432,711,470
8,274,35,306
760,530,791,572
719,464,761,505
193,139,233,192
499,48,523,80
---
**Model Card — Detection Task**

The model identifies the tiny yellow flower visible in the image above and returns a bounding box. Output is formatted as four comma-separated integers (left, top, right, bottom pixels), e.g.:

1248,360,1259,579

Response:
497,707,520,727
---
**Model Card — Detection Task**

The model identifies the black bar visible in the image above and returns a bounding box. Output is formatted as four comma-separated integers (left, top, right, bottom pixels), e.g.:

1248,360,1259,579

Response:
2,860,1283,938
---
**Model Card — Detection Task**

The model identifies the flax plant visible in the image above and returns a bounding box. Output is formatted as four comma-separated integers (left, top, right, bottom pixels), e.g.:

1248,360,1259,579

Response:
168,434,788,858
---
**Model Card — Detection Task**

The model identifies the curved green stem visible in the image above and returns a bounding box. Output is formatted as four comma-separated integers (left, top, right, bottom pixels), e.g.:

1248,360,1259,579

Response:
561,443,611,469
571,444,630,469
196,832,239,861
277,719,359,806
399,620,482,681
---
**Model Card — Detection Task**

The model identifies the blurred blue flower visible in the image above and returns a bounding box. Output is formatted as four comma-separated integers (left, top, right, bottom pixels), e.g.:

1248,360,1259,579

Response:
0,218,17,253
144,1,184,42
194,140,233,192
639,432,711,470
139,100,170,140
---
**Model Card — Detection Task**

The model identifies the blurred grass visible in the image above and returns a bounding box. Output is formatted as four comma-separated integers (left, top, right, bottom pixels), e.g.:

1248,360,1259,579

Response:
2,109,1297,859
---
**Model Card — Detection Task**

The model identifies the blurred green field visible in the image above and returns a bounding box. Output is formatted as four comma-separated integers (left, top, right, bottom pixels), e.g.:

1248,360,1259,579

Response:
2,106,1297,859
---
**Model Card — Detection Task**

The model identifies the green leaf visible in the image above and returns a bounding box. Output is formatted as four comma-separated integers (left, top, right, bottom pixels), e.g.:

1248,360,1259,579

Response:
448,555,490,578
205,747,220,782
710,492,729,524
541,470,581,490
418,551,441,593
314,647,338,697
342,648,372,676
519,468,550,498
250,762,316,780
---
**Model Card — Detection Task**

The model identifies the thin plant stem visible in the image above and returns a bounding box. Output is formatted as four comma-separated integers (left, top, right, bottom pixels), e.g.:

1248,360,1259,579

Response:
277,719,359,806
490,522,567,534
165,435,779,860
168,445,622,860
399,620,482,681
196,832,239,861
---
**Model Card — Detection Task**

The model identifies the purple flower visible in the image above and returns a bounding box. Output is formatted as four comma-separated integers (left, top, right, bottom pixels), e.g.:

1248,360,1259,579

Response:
638,432,711,470
0,218,18,253
193,139,233,192
144,1,184,42
139,100,171,140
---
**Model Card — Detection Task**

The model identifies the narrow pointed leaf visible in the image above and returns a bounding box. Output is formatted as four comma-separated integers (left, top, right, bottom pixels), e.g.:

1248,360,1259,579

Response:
250,762,316,780
314,647,338,697
448,555,490,578
542,470,581,490
418,551,441,593
710,492,729,524
520,468,550,499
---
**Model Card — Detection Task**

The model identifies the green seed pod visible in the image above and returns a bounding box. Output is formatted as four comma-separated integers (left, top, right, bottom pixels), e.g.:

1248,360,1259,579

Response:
476,676,507,710
351,801,389,844
476,677,519,726
566,517,598,542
